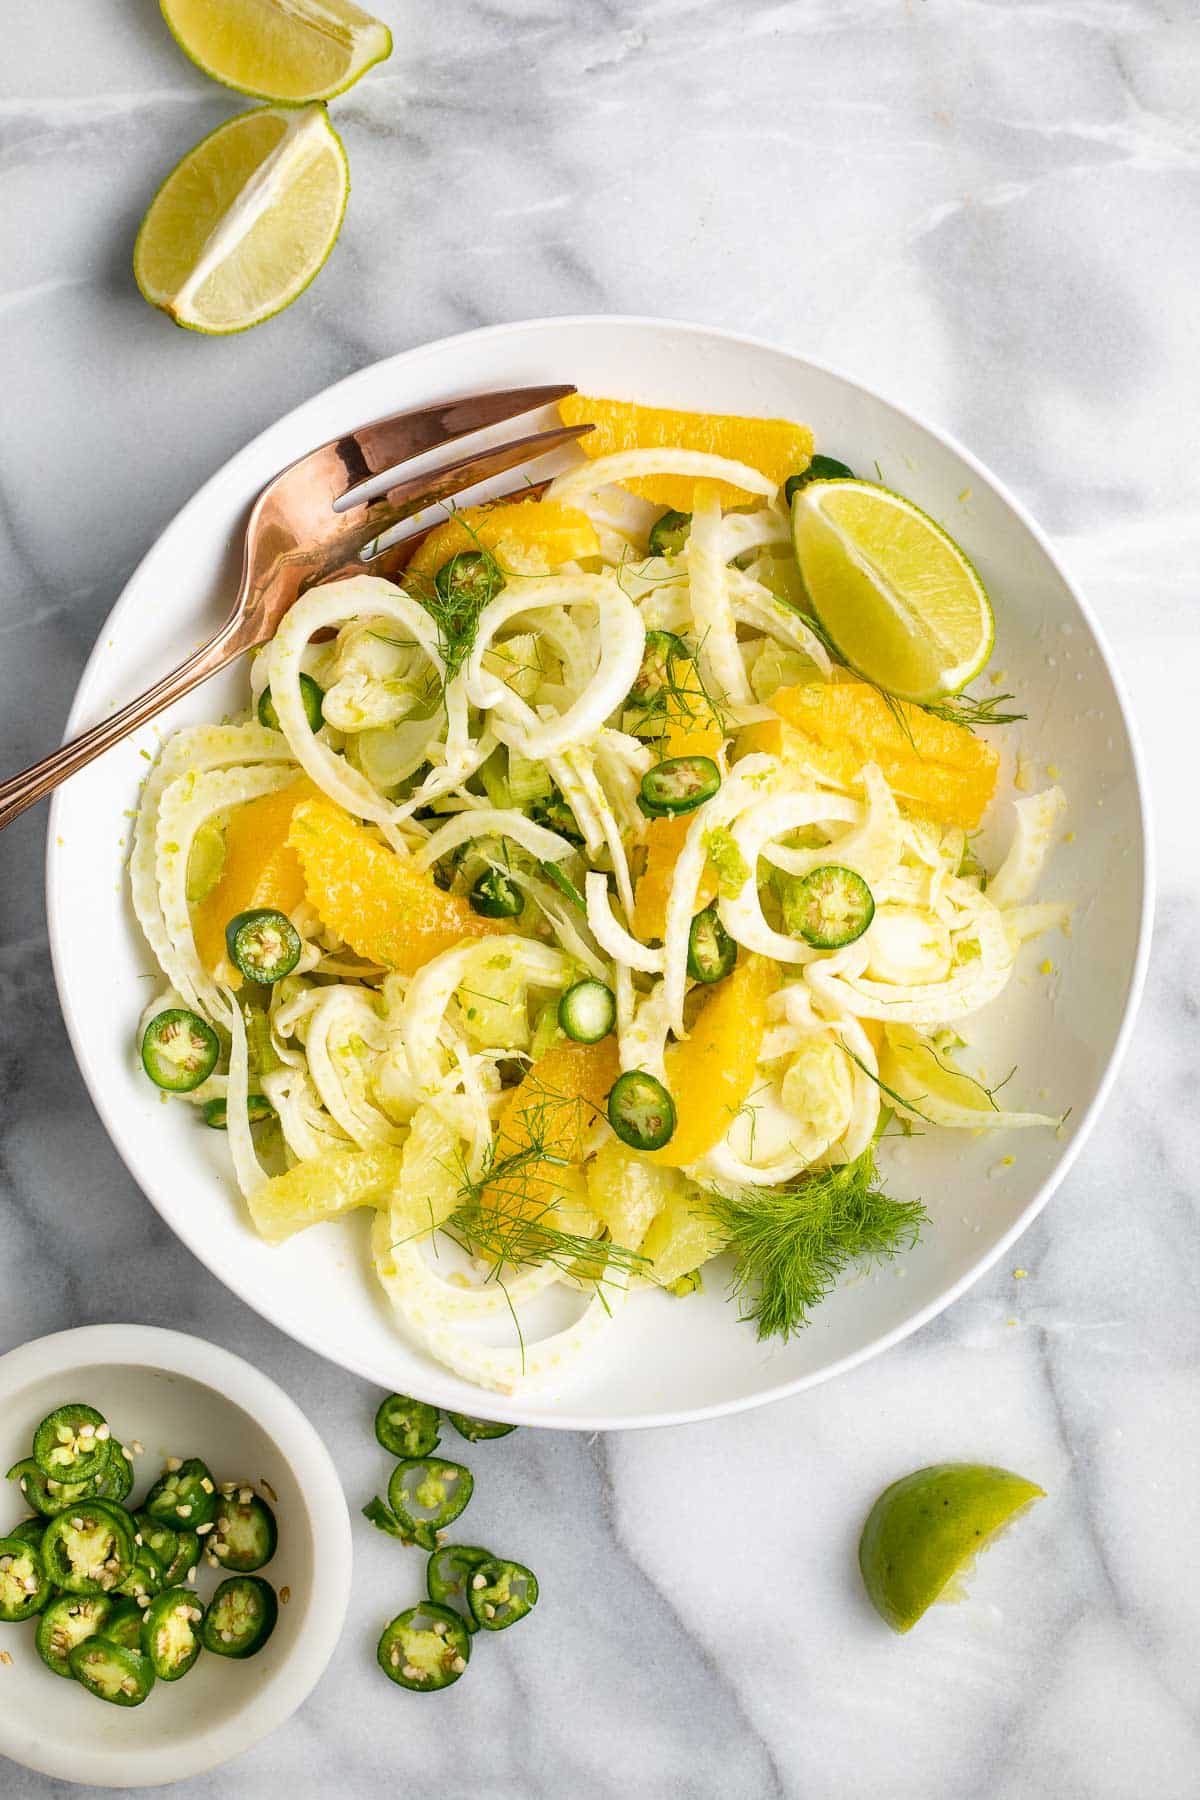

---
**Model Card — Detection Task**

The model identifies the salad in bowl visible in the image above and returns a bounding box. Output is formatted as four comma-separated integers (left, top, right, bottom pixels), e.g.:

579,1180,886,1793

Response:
129,394,1068,1397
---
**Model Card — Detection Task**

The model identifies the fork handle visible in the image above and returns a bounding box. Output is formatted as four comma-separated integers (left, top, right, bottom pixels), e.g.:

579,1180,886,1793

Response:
0,621,244,833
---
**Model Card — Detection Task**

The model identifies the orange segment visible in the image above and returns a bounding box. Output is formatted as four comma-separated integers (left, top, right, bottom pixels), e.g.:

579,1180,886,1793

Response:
402,498,600,586
633,816,718,942
650,956,773,1168
483,1039,621,1225
192,776,319,985
740,679,999,831
631,661,725,941
559,394,813,511
288,797,496,973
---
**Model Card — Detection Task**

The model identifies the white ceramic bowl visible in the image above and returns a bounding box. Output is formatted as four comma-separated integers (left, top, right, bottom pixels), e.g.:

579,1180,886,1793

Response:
46,318,1152,1430
0,1325,351,1788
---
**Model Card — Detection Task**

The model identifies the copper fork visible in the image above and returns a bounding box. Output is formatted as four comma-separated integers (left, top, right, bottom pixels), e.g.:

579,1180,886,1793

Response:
0,385,590,832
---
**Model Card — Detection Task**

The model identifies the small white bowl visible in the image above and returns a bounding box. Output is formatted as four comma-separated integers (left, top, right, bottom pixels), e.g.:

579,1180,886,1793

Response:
0,1325,351,1789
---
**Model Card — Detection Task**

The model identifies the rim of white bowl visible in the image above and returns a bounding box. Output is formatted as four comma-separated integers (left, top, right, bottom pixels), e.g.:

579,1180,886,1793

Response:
44,316,1155,1432
0,1324,352,1787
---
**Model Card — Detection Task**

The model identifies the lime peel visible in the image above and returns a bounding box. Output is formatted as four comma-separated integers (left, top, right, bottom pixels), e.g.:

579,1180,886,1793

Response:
792,480,995,703
858,1461,1045,1634
134,104,349,336
160,0,392,105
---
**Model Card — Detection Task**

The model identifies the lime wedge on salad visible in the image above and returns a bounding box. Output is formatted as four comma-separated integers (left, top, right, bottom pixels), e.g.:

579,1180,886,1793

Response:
160,0,392,104
858,1462,1045,1634
134,104,349,335
791,480,995,703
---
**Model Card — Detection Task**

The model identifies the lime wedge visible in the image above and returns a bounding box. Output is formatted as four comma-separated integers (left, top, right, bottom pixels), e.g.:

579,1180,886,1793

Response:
859,1462,1044,1633
160,0,392,104
134,105,349,336
792,480,994,702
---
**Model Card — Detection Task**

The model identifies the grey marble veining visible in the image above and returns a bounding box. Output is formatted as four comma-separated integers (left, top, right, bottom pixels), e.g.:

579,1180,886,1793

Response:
2,1,1199,1793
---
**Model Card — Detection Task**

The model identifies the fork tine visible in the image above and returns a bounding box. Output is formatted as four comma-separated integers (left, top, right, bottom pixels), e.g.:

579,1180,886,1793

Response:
331,384,579,503
335,423,593,559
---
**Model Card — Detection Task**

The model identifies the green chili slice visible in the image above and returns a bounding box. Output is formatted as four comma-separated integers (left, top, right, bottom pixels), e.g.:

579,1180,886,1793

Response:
558,978,616,1044
686,905,738,984
201,1576,278,1659
783,864,875,948
607,1070,676,1152
143,1457,217,1529
374,1394,441,1460
142,1587,206,1680
202,1093,274,1129
6,1457,95,1519
41,1500,135,1595
0,1535,51,1621
36,1593,115,1677
444,1413,517,1444
225,908,302,985
70,1638,156,1706
434,549,504,618
639,755,721,818
469,867,524,919
98,1598,144,1651
378,1602,471,1690
531,791,584,846
647,510,692,557
258,672,325,734
386,1458,474,1553
32,1404,111,1485
141,1008,220,1093
426,1543,491,1631
467,1556,539,1631
784,455,856,503
117,1544,166,1608
210,1490,277,1574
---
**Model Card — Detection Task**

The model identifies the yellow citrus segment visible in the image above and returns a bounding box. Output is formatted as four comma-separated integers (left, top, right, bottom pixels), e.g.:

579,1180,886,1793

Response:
483,1040,621,1227
402,500,600,586
859,1462,1045,1634
192,776,319,985
160,0,392,104
792,481,994,702
288,798,496,973
248,1142,405,1244
559,394,814,511
740,679,999,831
633,815,718,942
650,956,774,1168
631,660,725,941
133,105,348,335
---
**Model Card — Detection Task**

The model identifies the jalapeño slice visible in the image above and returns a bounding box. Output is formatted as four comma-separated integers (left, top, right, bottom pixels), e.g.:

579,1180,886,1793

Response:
32,1404,111,1485
36,1593,114,1676
386,1459,474,1553
374,1394,441,1460
467,1556,539,1631
0,1535,51,1621
785,864,875,949
70,1638,156,1707
201,1576,278,1659
686,905,737,984
141,1009,219,1092
607,1069,676,1152
377,1602,470,1691
258,671,325,734
225,908,302,985
142,1587,206,1680
426,1543,491,1632
639,755,720,818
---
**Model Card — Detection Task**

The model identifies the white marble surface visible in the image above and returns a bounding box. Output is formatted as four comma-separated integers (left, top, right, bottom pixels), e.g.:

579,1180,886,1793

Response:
1,1,1197,1793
